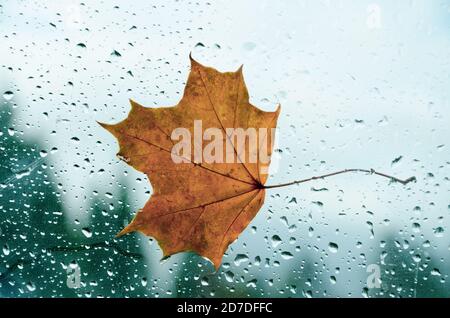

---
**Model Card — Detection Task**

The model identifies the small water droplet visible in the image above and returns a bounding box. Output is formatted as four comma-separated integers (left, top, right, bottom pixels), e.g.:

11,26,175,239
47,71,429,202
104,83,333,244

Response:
412,222,421,232
111,50,122,57
3,91,14,100
434,227,444,237
280,251,293,260
3,244,10,255
431,268,441,276
201,277,209,286
391,155,403,165
105,192,113,199
328,242,339,253
233,254,249,266
271,235,282,248
15,168,31,179
362,287,369,298
224,271,234,283
246,279,257,288
82,227,92,238
26,282,36,292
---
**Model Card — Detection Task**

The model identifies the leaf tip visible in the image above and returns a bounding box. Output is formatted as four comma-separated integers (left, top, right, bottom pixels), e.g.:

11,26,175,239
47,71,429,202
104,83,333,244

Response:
274,103,281,114
206,254,222,271
189,52,201,68
97,120,113,131
129,98,143,111
160,254,171,263
213,262,221,272
116,223,136,238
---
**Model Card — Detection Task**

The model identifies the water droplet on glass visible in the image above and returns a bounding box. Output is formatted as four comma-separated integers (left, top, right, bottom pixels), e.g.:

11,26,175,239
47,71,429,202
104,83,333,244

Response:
224,271,234,283
26,282,36,292
3,244,10,255
15,168,31,179
3,91,14,100
431,268,441,276
111,50,122,57
328,242,339,253
82,227,92,238
233,254,249,266
201,277,209,286
434,227,444,237
246,279,257,288
280,251,293,260
271,235,282,247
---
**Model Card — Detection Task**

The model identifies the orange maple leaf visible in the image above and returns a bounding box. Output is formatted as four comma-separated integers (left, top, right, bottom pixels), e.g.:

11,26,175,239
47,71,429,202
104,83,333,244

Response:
99,55,415,270
99,55,280,269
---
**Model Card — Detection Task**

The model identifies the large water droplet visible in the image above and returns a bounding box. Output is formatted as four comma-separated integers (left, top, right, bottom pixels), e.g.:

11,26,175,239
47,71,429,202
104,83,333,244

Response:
271,235,282,248
234,254,249,266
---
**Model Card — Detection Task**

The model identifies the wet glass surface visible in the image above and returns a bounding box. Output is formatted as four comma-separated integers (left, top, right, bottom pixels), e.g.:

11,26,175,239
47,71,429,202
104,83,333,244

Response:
0,1,449,297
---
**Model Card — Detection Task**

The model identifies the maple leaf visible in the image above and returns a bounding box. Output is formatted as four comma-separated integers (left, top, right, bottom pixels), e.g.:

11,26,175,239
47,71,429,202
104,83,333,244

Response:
99,55,416,270
99,55,280,269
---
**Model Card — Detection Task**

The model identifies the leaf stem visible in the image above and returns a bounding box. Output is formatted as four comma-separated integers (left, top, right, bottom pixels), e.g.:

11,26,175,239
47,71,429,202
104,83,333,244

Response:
263,168,416,189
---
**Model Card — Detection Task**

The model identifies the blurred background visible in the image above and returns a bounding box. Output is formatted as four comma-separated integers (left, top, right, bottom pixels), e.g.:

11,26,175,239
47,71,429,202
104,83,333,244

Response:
0,0,449,297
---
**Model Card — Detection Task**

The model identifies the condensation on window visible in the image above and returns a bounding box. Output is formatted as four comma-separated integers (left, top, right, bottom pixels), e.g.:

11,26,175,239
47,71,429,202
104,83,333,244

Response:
0,1,449,297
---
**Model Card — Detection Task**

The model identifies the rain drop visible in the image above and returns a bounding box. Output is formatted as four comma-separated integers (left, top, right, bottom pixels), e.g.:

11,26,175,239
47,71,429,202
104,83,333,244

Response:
3,91,14,101
82,227,92,238
328,242,339,253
